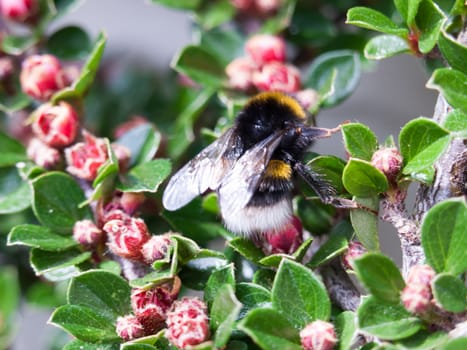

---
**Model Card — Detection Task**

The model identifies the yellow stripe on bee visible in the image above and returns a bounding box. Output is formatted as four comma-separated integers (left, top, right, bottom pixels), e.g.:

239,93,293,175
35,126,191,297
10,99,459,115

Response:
248,91,307,120
265,160,292,179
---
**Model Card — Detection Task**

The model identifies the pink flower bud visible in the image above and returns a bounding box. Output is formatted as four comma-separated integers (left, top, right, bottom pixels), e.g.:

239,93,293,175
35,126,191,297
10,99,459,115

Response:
300,320,337,350
166,297,210,349
141,234,172,264
116,314,145,341
254,0,281,14
20,55,68,101
226,57,256,91
246,34,286,66
252,62,301,93
230,0,253,11
103,217,150,260
341,241,367,270
26,138,61,169
131,278,180,334
401,284,432,314
371,147,403,183
0,0,37,22
111,143,131,172
295,89,319,111
264,215,303,254
406,264,436,287
64,131,108,181
72,219,103,247
120,192,146,216
32,102,79,147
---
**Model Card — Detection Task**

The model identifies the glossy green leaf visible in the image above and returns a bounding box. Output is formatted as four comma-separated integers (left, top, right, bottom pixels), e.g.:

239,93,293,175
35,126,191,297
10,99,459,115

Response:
335,311,357,350
354,253,405,303
117,159,171,193
236,282,271,319
304,50,360,107
258,254,289,268
399,117,450,183
272,259,330,328
0,167,31,214
293,237,314,262
350,196,380,251
30,248,91,275
252,269,275,290
432,273,467,313
129,270,175,289
228,237,265,263
427,68,467,113
92,139,118,190
0,131,27,167
200,27,244,66
150,0,201,9
358,296,422,340
195,0,235,29
121,345,157,350
171,234,202,264
205,263,235,309
438,30,467,75
343,159,388,197
443,110,467,136
416,0,446,54
210,284,242,348
440,338,467,350
341,123,378,161
116,123,161,167
31,172,91,233
49,304,119,343
307,155,346,194
238,308,301,350
47,26,92,60
296,198,334,235
394,0,423,25
364,34,411,60
8,224,77,251
346,7,408,36
1,34,39,55
396,330,449,350
421,197,467,274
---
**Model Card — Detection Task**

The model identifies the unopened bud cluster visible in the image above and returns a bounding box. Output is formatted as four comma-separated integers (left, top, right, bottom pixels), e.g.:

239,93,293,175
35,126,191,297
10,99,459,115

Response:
263,215,303,255
300,320,337,350
401,264,436,314
371,147,403,183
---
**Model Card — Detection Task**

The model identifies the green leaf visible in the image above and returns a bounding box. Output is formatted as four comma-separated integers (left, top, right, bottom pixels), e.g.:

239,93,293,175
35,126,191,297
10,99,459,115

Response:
171,46,225,88
31,172,92,233
236,282,271,319
68,270,131,321
394,0,423,25
205,263,235,309
440,338,467,350
129,270,175,289
304,50,361,107
0,90,31,113
64,340,119,350
195,0,235,29
30,248,91,275
438,30,467,75
179,257,229,290
350,196,380,251
52,33,106,103
427,68,467,113
47,26,92,60
346,7,409,36
171,234,202,264
353,253,405,303
0,267,20,321
364,34,411,60
421,197,467,275
116,123,161,167
272,259,330,328
307,155,346,194
150,0,201,9
443,109,467,136
253,269,275,290
416,0,446,54
0,131,27,167
260,0,296,34
238,308,301,350
92,139,118,189
432,273,467,313
341,123,378,161
343,159,388,196
200,27,244,66
210,284,242,348
117,159,171,193
0,167,32,214
49,304,119,343
358,296,422,340
335,311,357,350
399,117,450,183
228,237,265,264
8,224,77,251
121,345,157,350
296,198,334,234
396,330,449,350
1,34,39,55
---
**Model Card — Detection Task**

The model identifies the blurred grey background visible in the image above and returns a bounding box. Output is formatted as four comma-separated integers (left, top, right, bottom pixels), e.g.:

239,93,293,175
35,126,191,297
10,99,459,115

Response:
12,0,437,348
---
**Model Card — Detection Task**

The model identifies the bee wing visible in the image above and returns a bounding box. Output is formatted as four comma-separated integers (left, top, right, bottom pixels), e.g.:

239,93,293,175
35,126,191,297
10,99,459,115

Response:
162,127,239,211
218,131,284,215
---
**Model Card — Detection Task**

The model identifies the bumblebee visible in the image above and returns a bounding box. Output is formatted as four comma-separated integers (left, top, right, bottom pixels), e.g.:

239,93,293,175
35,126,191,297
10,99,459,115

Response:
163,91,349,236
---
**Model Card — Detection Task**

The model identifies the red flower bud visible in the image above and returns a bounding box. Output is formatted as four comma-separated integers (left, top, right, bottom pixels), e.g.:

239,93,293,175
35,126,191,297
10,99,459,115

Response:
131,278,181,334
166,297,210,349
103,217,150,260
0,0,37,22
73,219,103,247
230,0,253,11
26,138,61,169
406,264,436,287
32,102,79,147
300,320,337,350
120,192,146,216
401,284,432,314
252,62,301,93
141,234,172,264
341,241,367,270
371,147,403,183
20,55,68,101
64,131,108,181
246,34,286,66
116,314,145,341
264,215,303,254
226,57,256,91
